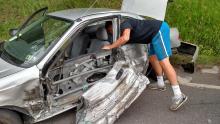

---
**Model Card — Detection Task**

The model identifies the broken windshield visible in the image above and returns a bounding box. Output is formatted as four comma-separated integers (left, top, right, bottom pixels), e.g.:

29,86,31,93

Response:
0,16,72,67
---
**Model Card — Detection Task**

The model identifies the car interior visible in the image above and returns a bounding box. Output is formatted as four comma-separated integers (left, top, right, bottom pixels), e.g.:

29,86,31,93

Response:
66,21,112,59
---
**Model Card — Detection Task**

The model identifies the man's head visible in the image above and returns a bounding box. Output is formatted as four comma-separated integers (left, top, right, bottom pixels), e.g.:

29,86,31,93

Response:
105,21,113,34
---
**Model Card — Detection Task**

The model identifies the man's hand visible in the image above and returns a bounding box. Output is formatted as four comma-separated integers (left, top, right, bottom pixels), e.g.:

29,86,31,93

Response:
102,45,112,50
102,28,131,50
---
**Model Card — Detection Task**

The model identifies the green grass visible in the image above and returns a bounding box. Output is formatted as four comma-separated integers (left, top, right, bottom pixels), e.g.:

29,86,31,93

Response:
197,55,220,66
0,0,122,40
166,0,220,56
0,0,220,65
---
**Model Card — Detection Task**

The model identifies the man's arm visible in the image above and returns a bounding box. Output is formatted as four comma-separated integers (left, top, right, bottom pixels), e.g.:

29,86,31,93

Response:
102,28,131,50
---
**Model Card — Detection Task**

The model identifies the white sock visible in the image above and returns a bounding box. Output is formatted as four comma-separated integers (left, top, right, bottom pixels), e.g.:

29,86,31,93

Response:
157,76,165,87
172,85,182,98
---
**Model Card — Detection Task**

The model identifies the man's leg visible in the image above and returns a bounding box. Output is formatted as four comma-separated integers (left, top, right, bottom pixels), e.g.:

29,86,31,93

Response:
148,55,166,90
159,57,181,98
149,22,187,111
159,57,177,85
149,55,163,76
159,57,188,111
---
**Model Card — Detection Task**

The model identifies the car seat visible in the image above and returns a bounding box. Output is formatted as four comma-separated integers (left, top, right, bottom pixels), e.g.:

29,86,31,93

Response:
88,27,110,53
70,32,90,58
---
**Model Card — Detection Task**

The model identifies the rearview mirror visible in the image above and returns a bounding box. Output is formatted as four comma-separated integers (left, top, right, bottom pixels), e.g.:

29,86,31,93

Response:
9,28,18,36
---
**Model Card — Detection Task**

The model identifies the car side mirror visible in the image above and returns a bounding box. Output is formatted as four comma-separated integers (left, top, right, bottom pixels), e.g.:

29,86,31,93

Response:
9,28,19,36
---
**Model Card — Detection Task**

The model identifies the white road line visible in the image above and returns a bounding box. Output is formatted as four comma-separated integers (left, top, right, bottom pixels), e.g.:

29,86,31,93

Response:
179,82,220,90
164,76,220,90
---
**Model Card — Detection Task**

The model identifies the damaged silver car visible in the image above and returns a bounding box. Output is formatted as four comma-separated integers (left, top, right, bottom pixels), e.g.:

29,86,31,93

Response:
0,8,150,124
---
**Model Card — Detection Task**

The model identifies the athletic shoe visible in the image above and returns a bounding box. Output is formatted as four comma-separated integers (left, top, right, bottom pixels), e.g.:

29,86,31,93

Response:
170,93,188,111
147,83,166,91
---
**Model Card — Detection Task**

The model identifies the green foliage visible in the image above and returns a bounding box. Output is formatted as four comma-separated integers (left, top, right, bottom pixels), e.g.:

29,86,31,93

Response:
0,0,122,40
166,0,220,56
0,0,220,64
197,54,220,65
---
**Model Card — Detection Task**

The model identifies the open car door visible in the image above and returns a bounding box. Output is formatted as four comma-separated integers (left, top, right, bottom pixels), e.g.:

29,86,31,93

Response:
9,7,48,37
19,7,48,31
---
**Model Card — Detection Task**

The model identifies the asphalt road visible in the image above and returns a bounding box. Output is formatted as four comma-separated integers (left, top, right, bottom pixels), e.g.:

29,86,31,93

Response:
38,67,220,124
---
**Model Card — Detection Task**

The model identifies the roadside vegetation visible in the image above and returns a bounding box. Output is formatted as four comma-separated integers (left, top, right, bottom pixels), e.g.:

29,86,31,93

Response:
0,0,121,40
0,0,219,65
166,0,220,65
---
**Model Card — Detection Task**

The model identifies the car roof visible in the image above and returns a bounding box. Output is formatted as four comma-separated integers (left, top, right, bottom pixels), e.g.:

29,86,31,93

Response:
48,8,121,21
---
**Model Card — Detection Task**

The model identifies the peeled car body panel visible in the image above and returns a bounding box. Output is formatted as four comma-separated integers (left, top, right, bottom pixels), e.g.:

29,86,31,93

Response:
76,60,149,124
81,62,128,108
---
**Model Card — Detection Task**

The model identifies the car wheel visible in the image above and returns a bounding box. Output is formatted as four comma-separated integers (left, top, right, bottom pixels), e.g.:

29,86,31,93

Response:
0,109,23,124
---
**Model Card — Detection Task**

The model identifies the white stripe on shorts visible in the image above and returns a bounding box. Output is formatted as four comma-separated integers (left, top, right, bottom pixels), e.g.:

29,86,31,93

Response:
159,31,168,57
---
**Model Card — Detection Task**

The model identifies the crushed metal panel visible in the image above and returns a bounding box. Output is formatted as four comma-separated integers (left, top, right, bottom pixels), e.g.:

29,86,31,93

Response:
76,61,149,124
121,0,168,21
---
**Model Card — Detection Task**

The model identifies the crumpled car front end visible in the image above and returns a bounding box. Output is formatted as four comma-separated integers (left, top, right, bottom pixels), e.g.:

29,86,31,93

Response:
0,64,43,121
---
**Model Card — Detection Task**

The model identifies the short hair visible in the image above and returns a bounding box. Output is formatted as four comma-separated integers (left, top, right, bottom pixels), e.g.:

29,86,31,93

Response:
105,21,112,29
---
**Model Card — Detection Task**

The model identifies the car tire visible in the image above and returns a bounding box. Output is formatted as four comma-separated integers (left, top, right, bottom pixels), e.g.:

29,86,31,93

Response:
0,109,23,124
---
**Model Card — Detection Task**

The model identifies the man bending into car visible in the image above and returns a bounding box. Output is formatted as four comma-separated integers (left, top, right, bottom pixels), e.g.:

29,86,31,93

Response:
102,19,187,111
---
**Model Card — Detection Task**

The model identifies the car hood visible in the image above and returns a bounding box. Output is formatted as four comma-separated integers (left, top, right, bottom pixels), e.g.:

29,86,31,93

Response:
0,58,24,78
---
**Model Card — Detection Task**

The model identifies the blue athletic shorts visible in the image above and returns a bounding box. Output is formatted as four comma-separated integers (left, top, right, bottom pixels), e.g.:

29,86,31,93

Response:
148,22,172,61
